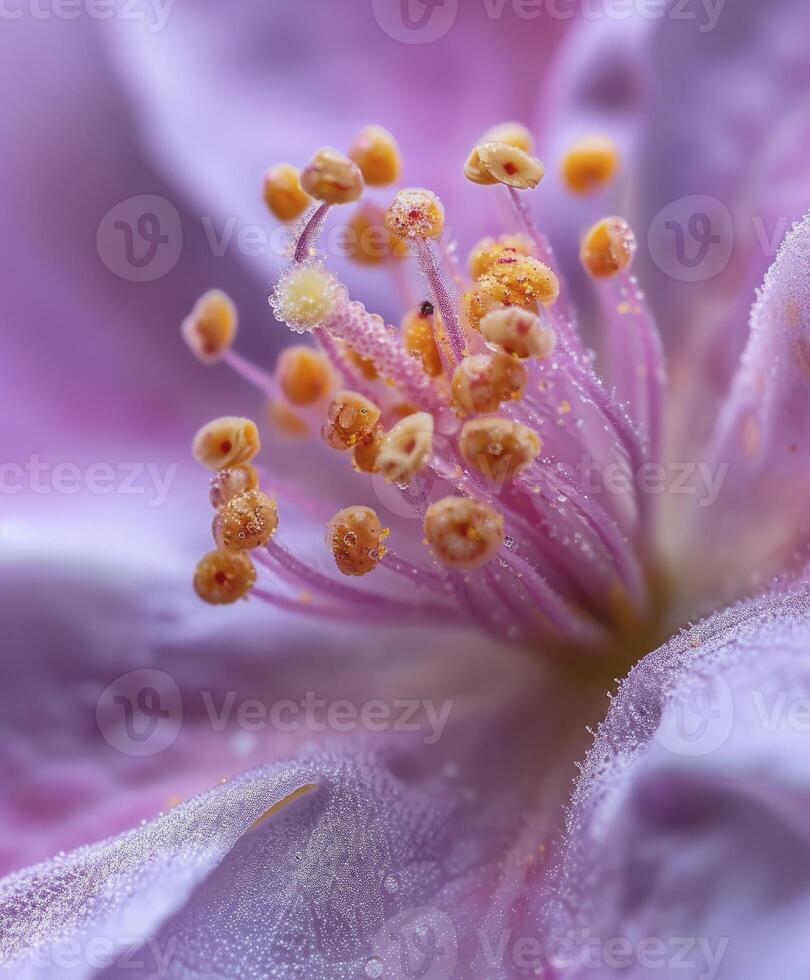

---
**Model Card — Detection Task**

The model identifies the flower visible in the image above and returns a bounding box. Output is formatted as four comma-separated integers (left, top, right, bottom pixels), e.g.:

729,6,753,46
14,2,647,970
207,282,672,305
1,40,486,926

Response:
5,1,810,978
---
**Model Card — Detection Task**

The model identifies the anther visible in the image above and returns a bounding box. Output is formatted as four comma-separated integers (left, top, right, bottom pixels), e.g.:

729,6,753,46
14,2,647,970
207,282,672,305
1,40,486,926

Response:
193,417,260,471
322,390,382,450
476,142,544,190
468,234,533,280
352,426,384,474
479,306,555,359
385,188,445,241
212,488,279,551
451,352,528,414
561,135,618,195
209,463,259,508
401,305,443,377
181,289,237,363
376,412,434,484
262,164,313,222
348,125,402,186
300,147,364,204
463,146,498,186
481,254,559,307
327,505,388,576
194,549,256,604
277,346,334,405
580,217,636,278
423,496,504,570
459,417,541,480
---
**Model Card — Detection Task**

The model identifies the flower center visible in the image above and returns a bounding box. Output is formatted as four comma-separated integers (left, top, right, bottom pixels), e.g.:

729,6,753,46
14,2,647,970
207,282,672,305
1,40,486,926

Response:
183,124,669,671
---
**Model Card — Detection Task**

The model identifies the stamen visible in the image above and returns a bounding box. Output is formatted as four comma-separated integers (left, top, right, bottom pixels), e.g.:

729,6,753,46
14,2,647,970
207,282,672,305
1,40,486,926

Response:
276,346,334,406
270,261,347,332
192,417,260,471
209,464,259,508
347,125,402,186
345,202,404,266
322,391,381,450
385,189,468,363
479,306,555,360
459,417,540,481
194,549,256,604
401,304,444,378
326,506,388,576
472,142,544,190
376,411,434,484
299,147,364,204
351,425,383,474
181,290,237,363
262,164,313,222
451,352,528,414
212,488,279,551
423,496,504,570
468,234,533,279
580,217,637,279
561,135,618,195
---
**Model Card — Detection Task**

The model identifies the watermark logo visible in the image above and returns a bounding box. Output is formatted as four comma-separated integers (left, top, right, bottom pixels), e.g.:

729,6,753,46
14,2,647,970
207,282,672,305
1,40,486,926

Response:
97,669,182,756
371,0,458,44
367,907,458,979
647,195,734,282
97,194,182,282
653,672,734,757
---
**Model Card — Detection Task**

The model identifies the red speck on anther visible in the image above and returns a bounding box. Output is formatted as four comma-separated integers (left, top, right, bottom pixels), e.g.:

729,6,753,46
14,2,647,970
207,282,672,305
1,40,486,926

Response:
221,440,232,453
504,162,518,176
215,571,227,585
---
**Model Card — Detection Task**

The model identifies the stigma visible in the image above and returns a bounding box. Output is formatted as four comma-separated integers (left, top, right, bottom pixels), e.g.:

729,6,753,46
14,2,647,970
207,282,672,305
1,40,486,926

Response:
182,123,667,654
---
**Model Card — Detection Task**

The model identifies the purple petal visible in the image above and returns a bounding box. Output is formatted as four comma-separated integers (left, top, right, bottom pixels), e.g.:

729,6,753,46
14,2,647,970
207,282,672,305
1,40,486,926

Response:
544,586,810,979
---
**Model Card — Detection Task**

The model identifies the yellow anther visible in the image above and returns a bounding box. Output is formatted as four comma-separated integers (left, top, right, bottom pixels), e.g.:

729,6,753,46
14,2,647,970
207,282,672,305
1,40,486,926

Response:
209,463,259,509
352,426,384,474
345,344,379,381
483,254,559,307
193,417,260,471
401,303,443,377
459,417,541,481
277,346,334,406
267,397,310,439
451,352,528,415
193,548,256,605
262,164,313,222
385,188,445,241
322,391,382,450
477,142,544,190
345,202,398,266
481,122,534,154
468,234,533,280
299,147,364,204
181,289,237,363
461,288,508,333
479,306,555,360
561,135,618,195
326,505,388,576
580,217,637,279
376,412,434,485
212,488,279,551
423,496,504,570
270,262,345,333
348,125,402,186
463,146,498,186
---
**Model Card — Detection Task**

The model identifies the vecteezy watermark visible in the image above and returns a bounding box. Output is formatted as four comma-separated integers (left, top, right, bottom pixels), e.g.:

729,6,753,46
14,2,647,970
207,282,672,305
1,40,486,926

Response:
370,0,727,44
0,456,177,507
367,907,459,980
97,674,455,755
96,669,183,757
653,671,735,758
647,195,735,283
477,927,729,978
19,935,177,978
97,195,182,282
0,0,175,31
